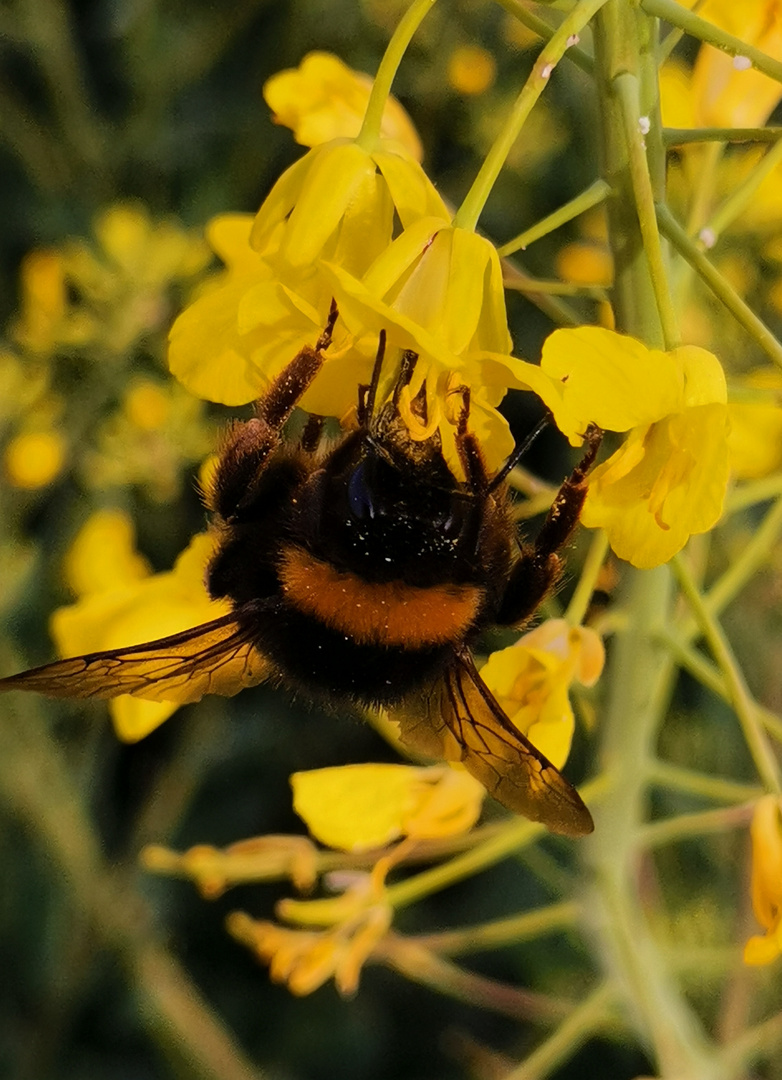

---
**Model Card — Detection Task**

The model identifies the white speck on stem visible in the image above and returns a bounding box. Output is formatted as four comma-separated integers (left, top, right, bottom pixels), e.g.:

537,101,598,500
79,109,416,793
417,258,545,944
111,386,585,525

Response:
540,62,554,79
699,227,717,249
567,34,580,47
638,116,651,135
733,55,752,71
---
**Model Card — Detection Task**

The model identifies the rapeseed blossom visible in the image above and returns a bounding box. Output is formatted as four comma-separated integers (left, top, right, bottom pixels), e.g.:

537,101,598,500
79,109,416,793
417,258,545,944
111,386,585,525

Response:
480,620,604,771
512,327,731,568
744,794,782,966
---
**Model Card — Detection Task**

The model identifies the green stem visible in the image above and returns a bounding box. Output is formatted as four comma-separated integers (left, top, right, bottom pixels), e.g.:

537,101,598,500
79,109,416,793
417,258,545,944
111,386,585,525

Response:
664,127,782,146
657,629,782,746
641,0,782,85
726,474,782,514
639,802,755,848
582,563,722,1078
375,937,572,1023
565,528,609,626
706,497,782,615
671,552,782,794
657,203,782,369
409,900,581,955
706,136,782,239
503,982,620,1080
646,759,762,804
356,0,437,151
454,0,610,232
498,179,612,257
492,0,595,76
614,70,679,348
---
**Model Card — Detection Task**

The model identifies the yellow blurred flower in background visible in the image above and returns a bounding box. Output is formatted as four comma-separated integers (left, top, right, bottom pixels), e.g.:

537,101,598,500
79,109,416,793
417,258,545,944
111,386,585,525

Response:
744,794,782,965
51,525,230,741
264,51,423,159
728,369,782,479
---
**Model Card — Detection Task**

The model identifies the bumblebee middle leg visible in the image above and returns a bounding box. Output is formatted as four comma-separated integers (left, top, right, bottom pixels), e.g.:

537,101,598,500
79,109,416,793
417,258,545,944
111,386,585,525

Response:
497,425,602,627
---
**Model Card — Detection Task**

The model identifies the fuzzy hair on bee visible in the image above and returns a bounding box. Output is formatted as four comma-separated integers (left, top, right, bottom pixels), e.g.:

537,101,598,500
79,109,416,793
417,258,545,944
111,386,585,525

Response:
0,305,602,836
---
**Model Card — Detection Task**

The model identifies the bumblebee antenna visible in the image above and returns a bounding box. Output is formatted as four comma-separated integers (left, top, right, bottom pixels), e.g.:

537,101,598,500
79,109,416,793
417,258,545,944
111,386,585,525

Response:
488,414,549,492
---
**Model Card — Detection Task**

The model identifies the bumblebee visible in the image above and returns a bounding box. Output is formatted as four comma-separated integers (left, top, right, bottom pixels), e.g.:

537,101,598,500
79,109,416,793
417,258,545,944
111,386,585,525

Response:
0,306,601,836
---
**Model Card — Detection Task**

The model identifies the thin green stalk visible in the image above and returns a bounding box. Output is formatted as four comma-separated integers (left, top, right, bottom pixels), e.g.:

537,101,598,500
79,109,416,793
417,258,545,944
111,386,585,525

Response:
706,497,782,616
671,553,782,794
639,802,755,848
614,71,679,348
646,759,762,805
501,258,584,325
502,982,619,1080
492,0,595,76
357,0,437,150
657,203,782,369
455,0,610,233
664,127,782,146
726,474,782,514
375,938,572,1023
641,0,782,85
657,628,782,746
706,136,782,239
498,179,611,257
565,529,609,626
409,900,581,956
503,279,610,299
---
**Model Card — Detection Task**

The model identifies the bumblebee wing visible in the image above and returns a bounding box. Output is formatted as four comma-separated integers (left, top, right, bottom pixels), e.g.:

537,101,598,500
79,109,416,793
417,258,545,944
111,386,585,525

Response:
390,648,593,837
0,606,272,704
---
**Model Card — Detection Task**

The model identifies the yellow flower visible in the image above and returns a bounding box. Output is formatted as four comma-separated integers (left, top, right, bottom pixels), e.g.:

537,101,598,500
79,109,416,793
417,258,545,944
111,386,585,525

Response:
744,794,782,966
660,3,782,130
12,250,96,355
4,429,67,490
513,327,730,568
480,620,604,771
291,763,485,851
263,51,423,160
82,377,217,503
324,217,526,476
691,0,782,129
12,204,210,359
228,868,393,995
728,369,782,479
62,508,151,597
447,45,497,96
142,835,319,898
168,118,448,418
51,530,231,741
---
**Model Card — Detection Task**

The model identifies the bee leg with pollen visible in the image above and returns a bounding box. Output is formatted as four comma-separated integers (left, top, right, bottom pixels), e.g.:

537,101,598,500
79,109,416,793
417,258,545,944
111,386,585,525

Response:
205,301,338,522
496,423,603,627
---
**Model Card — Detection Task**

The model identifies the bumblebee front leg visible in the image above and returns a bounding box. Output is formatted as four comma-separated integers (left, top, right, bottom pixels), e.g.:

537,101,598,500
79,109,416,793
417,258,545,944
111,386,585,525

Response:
205,303,338,521
497,425,602,626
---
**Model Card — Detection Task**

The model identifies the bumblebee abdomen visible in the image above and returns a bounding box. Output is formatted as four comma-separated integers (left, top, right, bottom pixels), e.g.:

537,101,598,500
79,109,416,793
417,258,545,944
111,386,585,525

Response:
257,597,456,705
277,545,484,648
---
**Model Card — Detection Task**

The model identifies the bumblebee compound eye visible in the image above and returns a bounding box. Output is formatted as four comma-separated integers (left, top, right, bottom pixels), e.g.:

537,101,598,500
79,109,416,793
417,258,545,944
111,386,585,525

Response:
347,460,376,521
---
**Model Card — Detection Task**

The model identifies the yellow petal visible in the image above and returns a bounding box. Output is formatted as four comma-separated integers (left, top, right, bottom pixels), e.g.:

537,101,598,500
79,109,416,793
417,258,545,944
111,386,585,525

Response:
291,764,421,851
582,404,730,568
63,508,151,597
540,327,686,439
